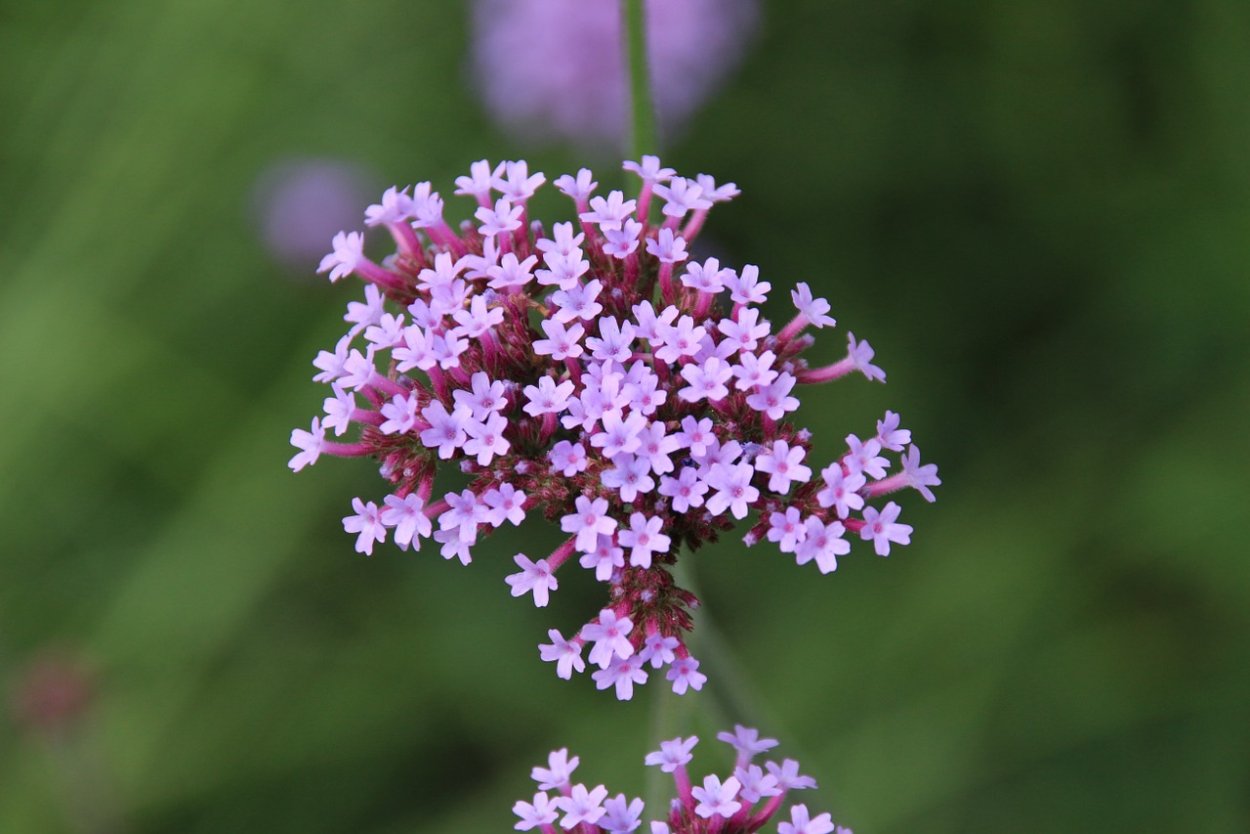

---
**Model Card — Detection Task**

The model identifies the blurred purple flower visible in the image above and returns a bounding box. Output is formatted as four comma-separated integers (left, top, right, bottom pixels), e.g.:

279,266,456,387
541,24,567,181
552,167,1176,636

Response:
470,0,758,149
252,158,373,270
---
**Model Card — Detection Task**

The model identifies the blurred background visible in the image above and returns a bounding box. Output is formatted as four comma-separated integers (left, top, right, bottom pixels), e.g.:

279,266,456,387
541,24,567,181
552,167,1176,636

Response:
2,0,1248,831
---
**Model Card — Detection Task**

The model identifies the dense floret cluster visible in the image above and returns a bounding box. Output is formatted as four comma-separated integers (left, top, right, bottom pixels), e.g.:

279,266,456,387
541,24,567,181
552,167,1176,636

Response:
515,726,850,834
289,157,940,698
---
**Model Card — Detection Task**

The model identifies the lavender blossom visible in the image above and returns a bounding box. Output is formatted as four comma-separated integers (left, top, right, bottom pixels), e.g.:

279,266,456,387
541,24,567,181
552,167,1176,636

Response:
515,727,850,834
470,0,758,149
289,157,940,698
252,157,372,269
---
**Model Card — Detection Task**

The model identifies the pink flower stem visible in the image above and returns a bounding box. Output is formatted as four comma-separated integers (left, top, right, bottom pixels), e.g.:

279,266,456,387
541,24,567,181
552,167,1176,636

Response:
482,330,499,368
579,219,599,247
625,253,640,285
659,262,675,305
797,357,853,384
728,801,755,831
546,538,577,571
320,440,372,458
673,766,695,811
564,357,583,385
513,209,530,255
541,412,558,443
427,366,449,401
693,291,714,319
867,472,909,498
350,408,383,426
749,793,787,831
429,221,468,257
367,373,406,398
681,209,708,241
354,259,409,293
776,314,809,345
416,477,434,502
423,499,449,519
387,222,424,265
637,182,654,224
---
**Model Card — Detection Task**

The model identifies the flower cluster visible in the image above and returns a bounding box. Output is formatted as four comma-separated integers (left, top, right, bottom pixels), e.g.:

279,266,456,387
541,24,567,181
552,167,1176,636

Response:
515,726,850,834
289,157,939,698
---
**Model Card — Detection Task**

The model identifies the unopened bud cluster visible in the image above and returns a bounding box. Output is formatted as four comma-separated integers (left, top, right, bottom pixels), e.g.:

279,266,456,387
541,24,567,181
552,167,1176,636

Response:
289,156,940,698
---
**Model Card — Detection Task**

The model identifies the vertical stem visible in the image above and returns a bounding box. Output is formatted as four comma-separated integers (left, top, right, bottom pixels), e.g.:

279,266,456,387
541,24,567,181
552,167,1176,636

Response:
673,561,772,731
623,0,658,162
643,673,687,821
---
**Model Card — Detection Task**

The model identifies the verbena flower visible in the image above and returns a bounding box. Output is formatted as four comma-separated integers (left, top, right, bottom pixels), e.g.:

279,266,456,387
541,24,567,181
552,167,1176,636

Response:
515,727,852,834
470,0,758,149
289,157,940,698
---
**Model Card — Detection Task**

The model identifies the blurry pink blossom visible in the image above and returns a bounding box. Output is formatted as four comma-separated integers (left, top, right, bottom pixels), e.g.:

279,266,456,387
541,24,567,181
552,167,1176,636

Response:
252,157,373,270
470,0,758,149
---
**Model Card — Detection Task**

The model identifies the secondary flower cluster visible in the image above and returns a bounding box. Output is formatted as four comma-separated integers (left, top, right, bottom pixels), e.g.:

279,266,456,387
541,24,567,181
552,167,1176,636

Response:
515,726,850,834
288,157,939,698
471,0,757,148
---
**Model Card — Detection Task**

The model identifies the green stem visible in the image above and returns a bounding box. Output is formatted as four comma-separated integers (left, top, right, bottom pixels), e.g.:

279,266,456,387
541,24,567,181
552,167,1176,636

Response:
672,560,773,732
623,0,658,162
643,667,689,819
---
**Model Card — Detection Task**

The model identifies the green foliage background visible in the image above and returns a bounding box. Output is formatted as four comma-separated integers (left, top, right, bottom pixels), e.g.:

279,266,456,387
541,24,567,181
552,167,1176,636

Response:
2,1,1247,831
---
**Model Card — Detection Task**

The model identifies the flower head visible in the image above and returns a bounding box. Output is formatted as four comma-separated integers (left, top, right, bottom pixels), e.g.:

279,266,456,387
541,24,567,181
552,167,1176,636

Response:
290,159,938,697
518,728,848,834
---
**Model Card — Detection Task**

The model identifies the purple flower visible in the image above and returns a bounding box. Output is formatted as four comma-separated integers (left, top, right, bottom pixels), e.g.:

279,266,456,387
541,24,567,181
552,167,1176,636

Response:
580,534,625,582
512,792,559,831
538,630,585,680
755,440,813,494
735,764,782,803
505,554,558,607
601,793,645,834
795,517,849,575
717,724,779,762
556,783,609,829
692,774,742,819
342,497,385,555
380,493,433,550
519,728,847,834
592,654,648,700
287,417,325,472
618,512,671,569
900,445,942,502
532,747,580,791
644,735,698,772
859,501,913,556
779,805,837,834
582,609,635,668
666,656,706,695
289,159,938,697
